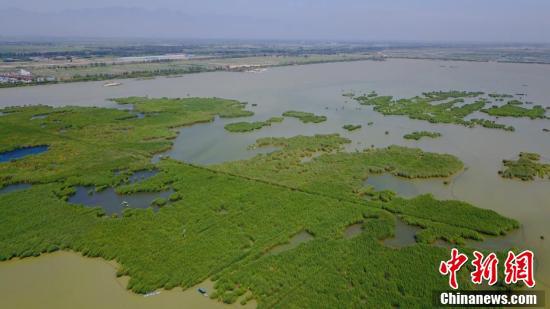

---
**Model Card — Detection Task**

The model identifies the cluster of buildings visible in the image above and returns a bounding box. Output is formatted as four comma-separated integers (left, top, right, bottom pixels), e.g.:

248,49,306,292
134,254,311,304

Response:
0,69,33,83
0,69,56,84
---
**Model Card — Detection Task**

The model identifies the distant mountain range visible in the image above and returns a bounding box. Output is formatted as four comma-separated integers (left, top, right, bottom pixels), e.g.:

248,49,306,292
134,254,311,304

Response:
2,5,549,43
0,7,279,39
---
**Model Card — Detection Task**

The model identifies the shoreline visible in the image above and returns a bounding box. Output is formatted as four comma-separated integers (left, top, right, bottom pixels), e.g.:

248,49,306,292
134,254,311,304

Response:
2,55,550,90
0,250,251,309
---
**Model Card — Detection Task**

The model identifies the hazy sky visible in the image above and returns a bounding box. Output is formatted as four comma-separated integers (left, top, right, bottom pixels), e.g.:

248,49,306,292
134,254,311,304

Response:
1,0,549,42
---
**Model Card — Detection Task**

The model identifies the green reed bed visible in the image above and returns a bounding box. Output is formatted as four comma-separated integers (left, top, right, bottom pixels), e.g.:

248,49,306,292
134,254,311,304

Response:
282,110,327,123
350,90,521,131
499,152,550,181
0,99,520,308
343,124,362,131
224,117,284,133
403,131,442,140
482,101,546,119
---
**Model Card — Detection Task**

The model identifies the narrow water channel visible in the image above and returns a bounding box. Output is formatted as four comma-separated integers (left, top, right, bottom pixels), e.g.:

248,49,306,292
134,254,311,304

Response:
0,145,49,163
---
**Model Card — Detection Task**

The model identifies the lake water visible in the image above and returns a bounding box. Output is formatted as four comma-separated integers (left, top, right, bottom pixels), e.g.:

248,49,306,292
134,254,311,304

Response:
1,58,549,297
0,145,49,163
0,251,252,309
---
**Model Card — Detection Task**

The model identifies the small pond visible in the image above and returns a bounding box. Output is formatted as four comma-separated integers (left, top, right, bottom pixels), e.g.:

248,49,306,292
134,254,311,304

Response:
365,173,454,200
0,184,32,195
267,230,314,255
0,146,49,163
128,112,145,119
69,187,174,215
343,222,363,239
383,218,422,248
126,169,159,184
30,114,48,120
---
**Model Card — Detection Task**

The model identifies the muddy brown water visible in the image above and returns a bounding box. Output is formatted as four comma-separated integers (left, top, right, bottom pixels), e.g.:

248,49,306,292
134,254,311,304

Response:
0,251,253,309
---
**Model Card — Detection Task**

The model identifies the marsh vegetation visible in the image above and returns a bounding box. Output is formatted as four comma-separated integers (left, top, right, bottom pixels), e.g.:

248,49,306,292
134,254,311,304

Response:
403,131,442,140
482,101,546,119
351,90,522,131
343,124,362,131
282,110,327,123
0,97,521,308
224,117,284,133
499,152,550,181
